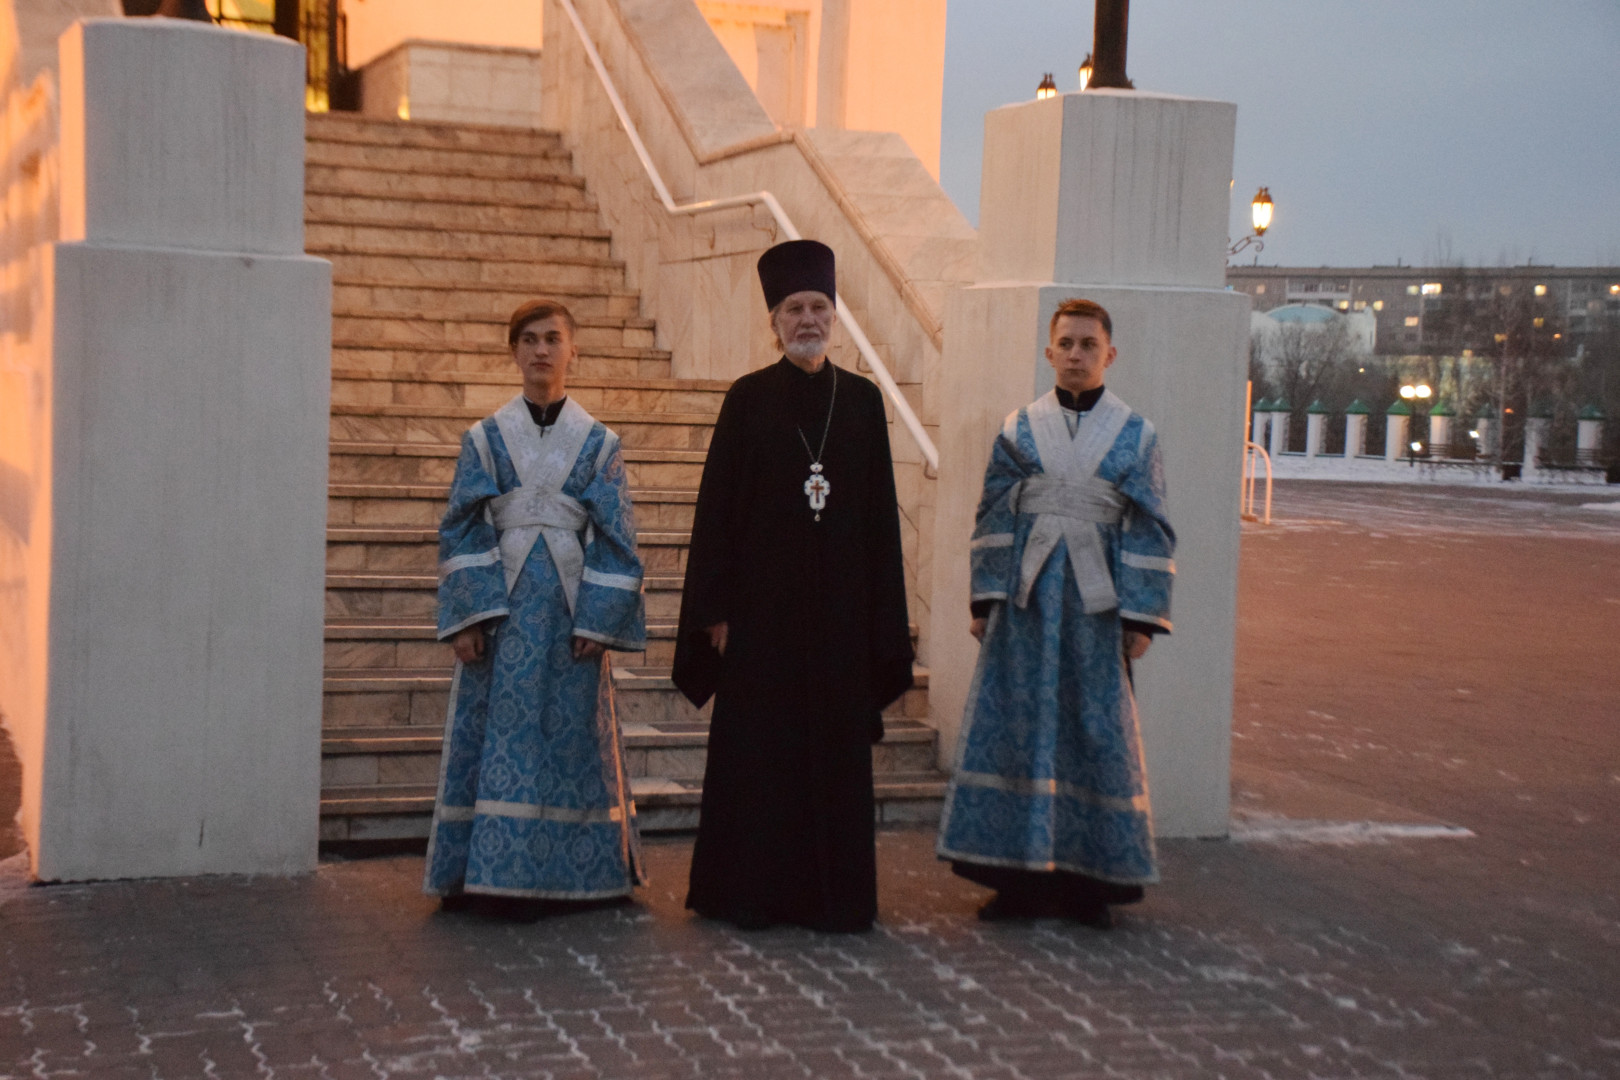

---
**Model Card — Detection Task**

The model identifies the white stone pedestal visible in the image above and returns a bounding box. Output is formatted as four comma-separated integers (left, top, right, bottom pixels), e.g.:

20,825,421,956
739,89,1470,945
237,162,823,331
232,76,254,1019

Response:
20,19,331,881
1344,412,1367,458
929,90,1249,839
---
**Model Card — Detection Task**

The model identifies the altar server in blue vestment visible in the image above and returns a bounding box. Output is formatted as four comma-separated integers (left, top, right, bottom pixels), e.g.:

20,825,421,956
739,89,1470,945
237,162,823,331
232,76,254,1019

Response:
936,298,1175,928
425,298,648,916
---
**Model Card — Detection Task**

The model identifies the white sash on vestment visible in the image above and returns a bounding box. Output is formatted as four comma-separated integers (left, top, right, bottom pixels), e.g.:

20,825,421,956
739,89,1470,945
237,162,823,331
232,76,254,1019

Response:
484,395,595,613
1011,389,1131,613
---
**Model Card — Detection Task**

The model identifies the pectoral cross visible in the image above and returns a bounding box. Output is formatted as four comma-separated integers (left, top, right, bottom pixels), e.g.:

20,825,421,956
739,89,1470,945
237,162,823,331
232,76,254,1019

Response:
804,463,831,521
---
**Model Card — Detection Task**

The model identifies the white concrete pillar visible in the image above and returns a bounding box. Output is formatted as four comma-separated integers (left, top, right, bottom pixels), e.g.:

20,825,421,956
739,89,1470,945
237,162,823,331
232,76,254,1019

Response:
1344,412,1367,457
1428,414,1450,455
1250,406,1268,447
1523,417,1550,480
1267,407,1290,458
1577,418,1603,455
1304,410,1325,458
1474,415,1495,457
932,90,1249,839
17,19,331,881
1385,410,1410,461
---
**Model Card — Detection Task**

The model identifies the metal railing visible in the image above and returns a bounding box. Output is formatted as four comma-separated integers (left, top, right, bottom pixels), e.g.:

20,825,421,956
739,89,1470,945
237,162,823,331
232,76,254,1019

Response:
556,0,940,478
1242,441,1272,525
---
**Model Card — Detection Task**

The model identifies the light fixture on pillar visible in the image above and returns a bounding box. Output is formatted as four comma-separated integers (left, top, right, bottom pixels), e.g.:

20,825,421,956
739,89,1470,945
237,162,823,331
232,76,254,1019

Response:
1251,187,1274,236
1078,54,1094,91
1087,0,1134,89
1228,186,1275,260
1036,73,1058,100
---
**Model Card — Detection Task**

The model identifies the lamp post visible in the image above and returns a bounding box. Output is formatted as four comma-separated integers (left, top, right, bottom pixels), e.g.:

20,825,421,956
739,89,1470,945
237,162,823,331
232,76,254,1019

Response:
1087,0,1133,89
1036,72,1058,100
1227,187,1274,259
1078,53,1094,91
1400,382,1432,466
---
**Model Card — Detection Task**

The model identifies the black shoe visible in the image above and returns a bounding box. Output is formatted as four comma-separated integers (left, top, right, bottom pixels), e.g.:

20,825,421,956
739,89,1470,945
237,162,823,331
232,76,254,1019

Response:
977,893,1037,922
1066,901,1114,930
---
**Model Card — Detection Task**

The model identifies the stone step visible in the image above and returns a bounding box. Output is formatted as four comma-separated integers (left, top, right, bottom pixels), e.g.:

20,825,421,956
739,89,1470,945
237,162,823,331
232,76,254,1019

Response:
326,484,696,531
325,527,692,579
308,221,612,263
332,279,643,321
329,310,657,351
320,767,947,841
322,250,627,293
327,441,707,491
305,164,594,208
306,192,607,238
304,137,575,180
330,370,729,417
329,404,714,450
332,346,671,381
321,718,940,789
306,111,565,155
324,614,682,669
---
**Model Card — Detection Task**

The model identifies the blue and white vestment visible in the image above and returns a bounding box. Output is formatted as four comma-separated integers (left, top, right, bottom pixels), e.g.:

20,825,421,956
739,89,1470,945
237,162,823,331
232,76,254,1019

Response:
425,395,648,899
936,389,1175,885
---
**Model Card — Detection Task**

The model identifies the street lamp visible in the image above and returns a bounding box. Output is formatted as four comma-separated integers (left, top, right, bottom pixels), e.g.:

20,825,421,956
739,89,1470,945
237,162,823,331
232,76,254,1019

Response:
1401,383,1433,465
1078,54,1094,91
1228,186,1276,259
1036,72,1058,100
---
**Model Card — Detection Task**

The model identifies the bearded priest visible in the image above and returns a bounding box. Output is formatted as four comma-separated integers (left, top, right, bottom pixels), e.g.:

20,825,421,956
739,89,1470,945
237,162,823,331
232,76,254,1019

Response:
674,239,914,933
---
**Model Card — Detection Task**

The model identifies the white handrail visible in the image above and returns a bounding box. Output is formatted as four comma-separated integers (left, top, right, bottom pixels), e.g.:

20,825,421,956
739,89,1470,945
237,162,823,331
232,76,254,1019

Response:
556,0,940,478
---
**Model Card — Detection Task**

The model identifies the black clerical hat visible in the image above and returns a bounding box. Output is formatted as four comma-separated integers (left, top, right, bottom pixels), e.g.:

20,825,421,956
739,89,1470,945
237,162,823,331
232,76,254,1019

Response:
757,239,836,311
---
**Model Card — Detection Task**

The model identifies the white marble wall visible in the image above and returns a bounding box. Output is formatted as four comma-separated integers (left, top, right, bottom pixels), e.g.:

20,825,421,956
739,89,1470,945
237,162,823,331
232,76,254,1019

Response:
361,41,543,129
6,19,330,881
541,0,975,665
930,92,1249,839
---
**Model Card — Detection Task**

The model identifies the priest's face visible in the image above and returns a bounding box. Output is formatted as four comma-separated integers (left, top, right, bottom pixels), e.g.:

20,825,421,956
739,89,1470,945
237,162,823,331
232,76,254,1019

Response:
510,314,577,402
1046,315,1116,394
772,290,837,371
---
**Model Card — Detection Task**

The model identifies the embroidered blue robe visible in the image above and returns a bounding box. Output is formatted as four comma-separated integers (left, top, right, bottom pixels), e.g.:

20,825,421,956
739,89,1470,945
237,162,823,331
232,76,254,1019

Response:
936,389,1175,885
424,395,648,900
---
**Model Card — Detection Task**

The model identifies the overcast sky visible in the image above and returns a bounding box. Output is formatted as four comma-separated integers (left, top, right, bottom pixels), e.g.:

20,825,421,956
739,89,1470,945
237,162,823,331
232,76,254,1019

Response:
940,0,1620,269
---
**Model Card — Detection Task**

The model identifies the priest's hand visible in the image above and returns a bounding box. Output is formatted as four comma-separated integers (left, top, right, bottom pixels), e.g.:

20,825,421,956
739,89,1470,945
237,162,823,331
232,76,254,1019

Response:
969,617,987,641
571,636,606,661
451,625,486,664
706,622,729,656
1123,630,1151,661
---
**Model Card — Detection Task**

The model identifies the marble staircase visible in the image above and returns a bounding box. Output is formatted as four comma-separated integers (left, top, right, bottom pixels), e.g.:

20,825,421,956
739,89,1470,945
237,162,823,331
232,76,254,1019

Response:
306,112,945,843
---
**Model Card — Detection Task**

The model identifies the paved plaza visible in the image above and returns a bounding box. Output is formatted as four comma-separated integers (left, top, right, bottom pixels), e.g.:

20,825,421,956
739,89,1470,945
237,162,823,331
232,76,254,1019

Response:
3,480,1619,1079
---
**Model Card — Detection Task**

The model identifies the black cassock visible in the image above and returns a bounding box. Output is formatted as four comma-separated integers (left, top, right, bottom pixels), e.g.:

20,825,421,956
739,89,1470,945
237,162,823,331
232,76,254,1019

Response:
674,357,914,931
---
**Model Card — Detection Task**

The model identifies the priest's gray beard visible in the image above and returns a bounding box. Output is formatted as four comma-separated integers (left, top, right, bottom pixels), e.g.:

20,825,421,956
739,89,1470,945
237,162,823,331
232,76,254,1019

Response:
783,333,828,365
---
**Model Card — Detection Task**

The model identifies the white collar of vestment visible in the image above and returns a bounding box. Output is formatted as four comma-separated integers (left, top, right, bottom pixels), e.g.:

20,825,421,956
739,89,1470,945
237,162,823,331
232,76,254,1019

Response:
1028,388,1130,479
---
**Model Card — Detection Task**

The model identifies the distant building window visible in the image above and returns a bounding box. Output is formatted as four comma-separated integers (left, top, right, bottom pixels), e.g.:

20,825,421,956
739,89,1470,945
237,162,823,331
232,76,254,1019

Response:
1255,284,1266,294
1406,285,1420,295
1610,284,1619,294
1534,284,1548,296
1500,285,1513,296
1421,282,1442,295
1338,300,1350,310
1353,300,1367,310
1533,317,1545,328
1404,316,1420,327
1372,300,1384,311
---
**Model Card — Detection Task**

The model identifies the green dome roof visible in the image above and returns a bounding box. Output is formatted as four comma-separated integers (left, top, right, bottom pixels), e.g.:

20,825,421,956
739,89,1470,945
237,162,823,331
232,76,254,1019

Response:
1429,400,1456,417
1475,401,1496,419
1252,397,1273,413
1386,400,1412,416
1344,399,1371,415
1530,400,1555,419
1307,399,1331,415
1270,398,1291,412
1580,403,1606,421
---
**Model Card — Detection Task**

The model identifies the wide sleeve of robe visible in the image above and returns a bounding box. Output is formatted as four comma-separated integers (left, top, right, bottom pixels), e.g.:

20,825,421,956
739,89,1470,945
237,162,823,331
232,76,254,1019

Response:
436,426,511,640
968,417,1035,606
572,430,649,652
671,378,752,707
1113,420,1176,632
